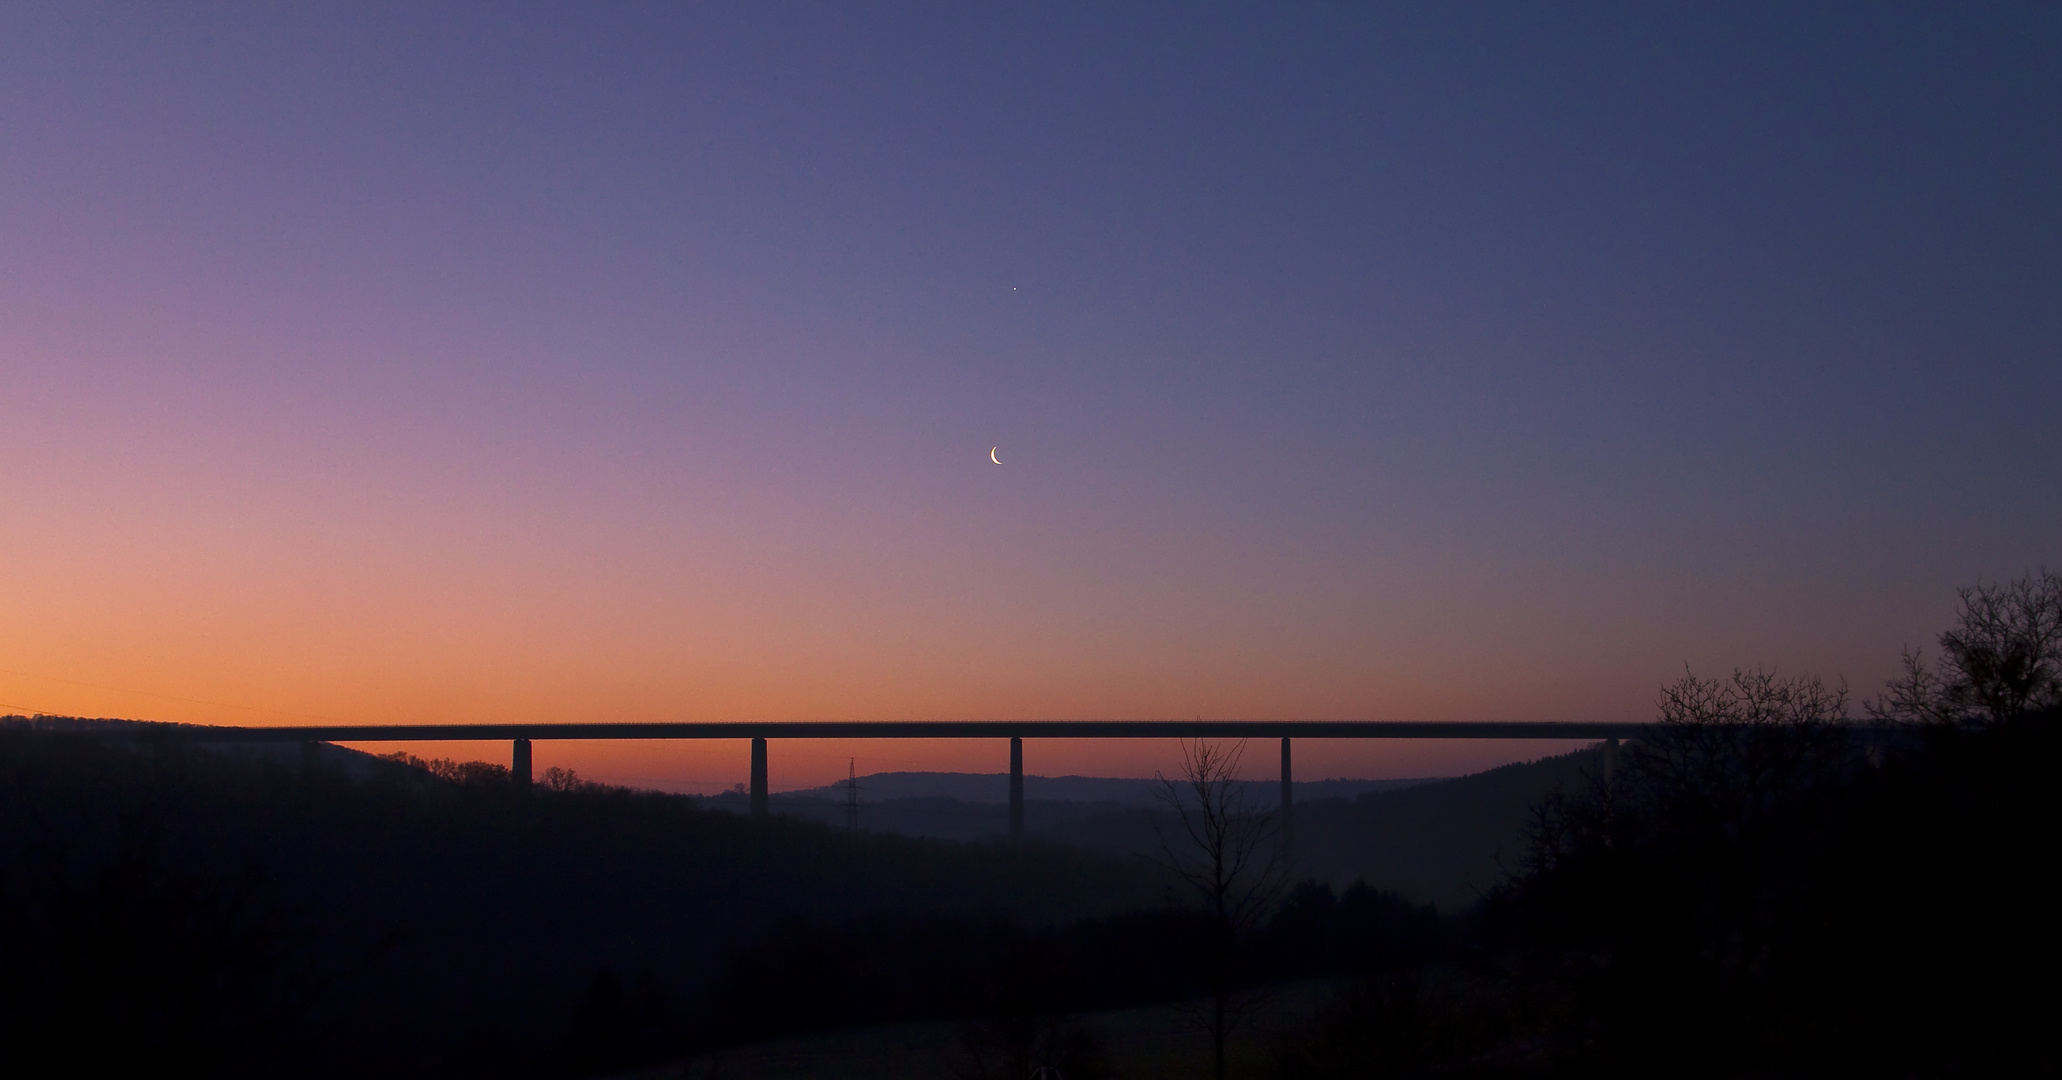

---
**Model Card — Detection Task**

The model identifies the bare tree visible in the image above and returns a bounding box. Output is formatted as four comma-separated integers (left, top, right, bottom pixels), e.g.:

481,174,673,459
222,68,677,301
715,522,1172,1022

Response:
1535,669,1857,861
1872,569,2062,724
1524,668,1860,1016
1153,739,1289,1080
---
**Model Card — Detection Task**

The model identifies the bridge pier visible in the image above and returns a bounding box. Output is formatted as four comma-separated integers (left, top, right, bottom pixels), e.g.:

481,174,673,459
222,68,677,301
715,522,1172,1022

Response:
1280,736,1293,860
1009,737,1024,838
513,738,532,790
750,737,769,818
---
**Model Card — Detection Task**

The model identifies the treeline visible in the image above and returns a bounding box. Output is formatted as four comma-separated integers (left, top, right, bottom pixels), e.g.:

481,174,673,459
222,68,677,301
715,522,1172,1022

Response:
1472,695,2057,1077
0,726,1160,1079
1272,572,2062,1077
1259,699,2060,1078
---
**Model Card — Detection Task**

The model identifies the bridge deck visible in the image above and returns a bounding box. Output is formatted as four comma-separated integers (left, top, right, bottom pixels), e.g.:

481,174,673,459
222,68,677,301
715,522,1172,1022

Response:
102,719,1646,743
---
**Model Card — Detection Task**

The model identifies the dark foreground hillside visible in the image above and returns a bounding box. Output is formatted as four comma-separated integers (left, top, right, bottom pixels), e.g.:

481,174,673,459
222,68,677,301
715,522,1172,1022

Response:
0,720,1161,1079
8,693,2055,1077
652,708,2062,1080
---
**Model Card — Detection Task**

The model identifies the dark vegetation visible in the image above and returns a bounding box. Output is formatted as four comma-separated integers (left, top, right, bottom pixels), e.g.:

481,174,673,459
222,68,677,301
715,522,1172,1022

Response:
704,885,1439,1053
3,570,2056,1077
1274,572,2060,1079
0,727,1156,1077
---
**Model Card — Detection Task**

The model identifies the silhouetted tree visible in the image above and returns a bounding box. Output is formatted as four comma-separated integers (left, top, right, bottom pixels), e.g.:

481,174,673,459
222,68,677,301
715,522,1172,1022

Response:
1873,568,2062,724
374,750,513,786
1788,705,2061,1076
1514,669,1860,1075
1154,739,1290,1080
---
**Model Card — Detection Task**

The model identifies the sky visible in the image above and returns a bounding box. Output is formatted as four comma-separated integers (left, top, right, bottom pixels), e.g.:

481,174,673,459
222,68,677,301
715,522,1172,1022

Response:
3,3,2058,791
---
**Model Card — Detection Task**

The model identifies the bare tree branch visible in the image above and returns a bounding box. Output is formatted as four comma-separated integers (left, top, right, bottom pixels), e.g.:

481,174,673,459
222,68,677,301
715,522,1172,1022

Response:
1151,738,1291,1080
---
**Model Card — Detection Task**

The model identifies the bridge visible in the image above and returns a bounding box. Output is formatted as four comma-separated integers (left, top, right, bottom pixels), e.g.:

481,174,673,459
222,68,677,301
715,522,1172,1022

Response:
105,719,1644,839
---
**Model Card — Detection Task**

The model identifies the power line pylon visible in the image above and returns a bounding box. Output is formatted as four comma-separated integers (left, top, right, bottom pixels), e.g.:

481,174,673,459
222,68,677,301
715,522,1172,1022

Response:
844,757,860,833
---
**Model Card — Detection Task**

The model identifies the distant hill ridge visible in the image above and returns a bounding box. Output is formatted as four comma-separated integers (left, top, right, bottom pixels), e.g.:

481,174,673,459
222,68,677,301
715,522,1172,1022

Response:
2,713,421,780
779,771,1437,806
755,747,1610,907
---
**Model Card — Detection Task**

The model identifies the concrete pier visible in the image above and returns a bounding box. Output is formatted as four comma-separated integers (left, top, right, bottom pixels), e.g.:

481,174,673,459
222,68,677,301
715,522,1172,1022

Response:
1009,736,1024,838
750,737,769,818
513,738,532,790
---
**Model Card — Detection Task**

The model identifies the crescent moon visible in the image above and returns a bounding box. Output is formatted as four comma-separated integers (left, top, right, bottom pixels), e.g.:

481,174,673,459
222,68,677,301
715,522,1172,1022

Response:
989,447,1002,464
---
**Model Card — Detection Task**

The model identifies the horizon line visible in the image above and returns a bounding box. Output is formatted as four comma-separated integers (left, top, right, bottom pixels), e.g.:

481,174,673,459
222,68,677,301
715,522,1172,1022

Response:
20,717,1652,742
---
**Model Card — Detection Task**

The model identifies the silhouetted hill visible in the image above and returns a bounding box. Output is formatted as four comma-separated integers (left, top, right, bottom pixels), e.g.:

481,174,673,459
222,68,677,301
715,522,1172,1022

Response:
724,791,1125,841
732,774,1436,847
0,718,1161,1078
776,771,1433,806
737,750,1604,908
1296,747,1602,903
1029,748,1602,908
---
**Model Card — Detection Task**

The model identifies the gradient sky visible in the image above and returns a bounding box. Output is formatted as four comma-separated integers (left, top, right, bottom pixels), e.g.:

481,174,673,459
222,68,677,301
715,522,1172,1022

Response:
3,3,2058,790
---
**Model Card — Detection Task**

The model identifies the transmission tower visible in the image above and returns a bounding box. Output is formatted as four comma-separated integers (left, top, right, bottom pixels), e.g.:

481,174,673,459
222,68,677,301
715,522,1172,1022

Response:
844,757,861,832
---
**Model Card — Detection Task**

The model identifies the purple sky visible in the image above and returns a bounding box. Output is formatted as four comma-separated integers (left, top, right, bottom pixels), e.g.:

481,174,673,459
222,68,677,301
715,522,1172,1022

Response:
3,3,2057,788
